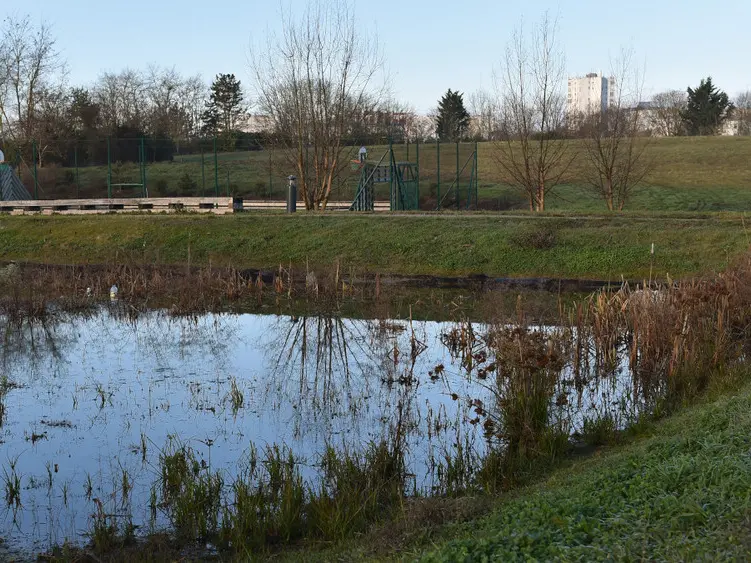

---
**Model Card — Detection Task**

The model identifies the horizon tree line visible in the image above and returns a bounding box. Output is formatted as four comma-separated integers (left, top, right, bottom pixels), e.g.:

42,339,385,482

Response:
0,5,747,211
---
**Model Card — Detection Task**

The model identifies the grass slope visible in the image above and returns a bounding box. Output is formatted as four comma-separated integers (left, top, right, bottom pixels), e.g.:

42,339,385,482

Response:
416,383,751,561
30,136,751,212
0,213,748,280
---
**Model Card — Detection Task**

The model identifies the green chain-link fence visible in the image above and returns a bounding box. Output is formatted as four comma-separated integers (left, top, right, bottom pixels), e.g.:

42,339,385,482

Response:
3,137,479,210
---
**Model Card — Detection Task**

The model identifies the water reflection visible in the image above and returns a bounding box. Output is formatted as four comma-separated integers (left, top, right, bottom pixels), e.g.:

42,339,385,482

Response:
0,306,479,554
0,301,674,556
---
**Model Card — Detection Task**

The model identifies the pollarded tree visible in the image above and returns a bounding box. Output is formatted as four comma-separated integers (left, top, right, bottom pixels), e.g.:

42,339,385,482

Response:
201,73,247,148
435,89,470,142
682,77,733,136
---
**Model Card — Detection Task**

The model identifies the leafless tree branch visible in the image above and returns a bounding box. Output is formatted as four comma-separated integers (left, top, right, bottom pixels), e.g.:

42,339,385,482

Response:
493,13,573,212
580,49,653,211
250,0,385,210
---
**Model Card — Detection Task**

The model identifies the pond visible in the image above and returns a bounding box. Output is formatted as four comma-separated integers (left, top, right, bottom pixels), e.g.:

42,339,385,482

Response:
0,295,647,557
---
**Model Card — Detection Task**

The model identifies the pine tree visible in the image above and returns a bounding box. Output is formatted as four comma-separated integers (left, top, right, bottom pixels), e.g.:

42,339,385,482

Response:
201,74,246,147
435,89,470,142
682,77,733,136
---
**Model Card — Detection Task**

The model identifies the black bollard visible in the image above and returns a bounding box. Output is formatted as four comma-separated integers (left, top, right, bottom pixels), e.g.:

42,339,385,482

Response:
287,175,297,213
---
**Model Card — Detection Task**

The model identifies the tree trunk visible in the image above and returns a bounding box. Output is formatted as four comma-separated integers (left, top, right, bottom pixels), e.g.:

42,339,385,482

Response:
605,179,614,211
536,184,545,212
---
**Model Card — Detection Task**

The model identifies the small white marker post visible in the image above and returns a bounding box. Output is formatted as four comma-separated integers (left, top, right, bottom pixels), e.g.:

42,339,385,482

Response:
649,243,655,286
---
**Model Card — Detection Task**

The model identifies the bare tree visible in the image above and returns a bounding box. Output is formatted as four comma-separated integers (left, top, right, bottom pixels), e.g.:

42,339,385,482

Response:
581,50,653,211
355,97,416,142
145,65,182,134
94,69,147,132
408,114,436,142
145,65,206,142
494,13,572,212
468,89,502,140
650,90,685,136
251,0,384,210
0,15,67,164
32,86,72,166
735,91,751,136
180,75,207,138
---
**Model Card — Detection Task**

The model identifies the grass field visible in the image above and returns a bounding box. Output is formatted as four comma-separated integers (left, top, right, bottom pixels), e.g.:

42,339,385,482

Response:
0,213,747,280
23,136,751,212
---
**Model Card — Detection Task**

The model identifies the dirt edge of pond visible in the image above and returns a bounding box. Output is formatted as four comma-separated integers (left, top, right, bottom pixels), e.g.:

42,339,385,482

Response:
0,260,625,294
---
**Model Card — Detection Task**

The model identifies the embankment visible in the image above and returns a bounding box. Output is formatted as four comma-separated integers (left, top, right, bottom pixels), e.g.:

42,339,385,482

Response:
0,212,746,280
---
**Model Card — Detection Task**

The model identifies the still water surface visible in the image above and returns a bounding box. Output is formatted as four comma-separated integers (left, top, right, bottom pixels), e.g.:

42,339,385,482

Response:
0,298,639,556
0,306,486,553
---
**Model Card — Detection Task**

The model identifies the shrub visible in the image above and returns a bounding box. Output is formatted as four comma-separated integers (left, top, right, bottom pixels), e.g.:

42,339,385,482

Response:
510,225,558,250
154,179,170,196
177,173,198,196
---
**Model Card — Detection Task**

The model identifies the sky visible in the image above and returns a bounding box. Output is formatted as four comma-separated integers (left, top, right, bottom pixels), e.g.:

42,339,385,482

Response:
17,0,751,114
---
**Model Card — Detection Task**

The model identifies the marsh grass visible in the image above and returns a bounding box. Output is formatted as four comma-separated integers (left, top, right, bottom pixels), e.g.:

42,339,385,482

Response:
227,377,244,414
0,375,19,427
135,437,405,555
3,456,21,509
432,253,751,494
0,261,375,320
159,439,223,542
220,445,305,550
307,441,405,542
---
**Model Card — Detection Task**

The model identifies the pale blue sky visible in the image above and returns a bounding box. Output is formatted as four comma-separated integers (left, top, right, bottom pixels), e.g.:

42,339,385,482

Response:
19,0,751,112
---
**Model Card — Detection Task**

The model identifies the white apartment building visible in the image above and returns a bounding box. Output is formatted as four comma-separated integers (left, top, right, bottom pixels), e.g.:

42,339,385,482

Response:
567,73,615,117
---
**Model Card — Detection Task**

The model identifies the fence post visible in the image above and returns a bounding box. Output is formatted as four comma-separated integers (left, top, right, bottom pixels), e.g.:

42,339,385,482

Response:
436,140,440,210
32,140,38,199
74,142,80,198
107,136,112,199
268,148,273,199
226,169,230,197
416,139,420,204
474,140,479,208
201,149,206,196
389,136,395,210
213,137,219,197
455,141,460,210
140,137,147,197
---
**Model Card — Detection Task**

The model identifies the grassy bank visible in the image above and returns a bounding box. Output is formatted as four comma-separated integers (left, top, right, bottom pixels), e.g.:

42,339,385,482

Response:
297,377,751,562
416,382,751,561
0,213,748,280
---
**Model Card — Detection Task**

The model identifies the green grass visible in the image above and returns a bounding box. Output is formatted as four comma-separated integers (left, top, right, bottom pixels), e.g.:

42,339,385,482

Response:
414,381,751,562
29,136,751,212
0,213,748,280
275,377,751,562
